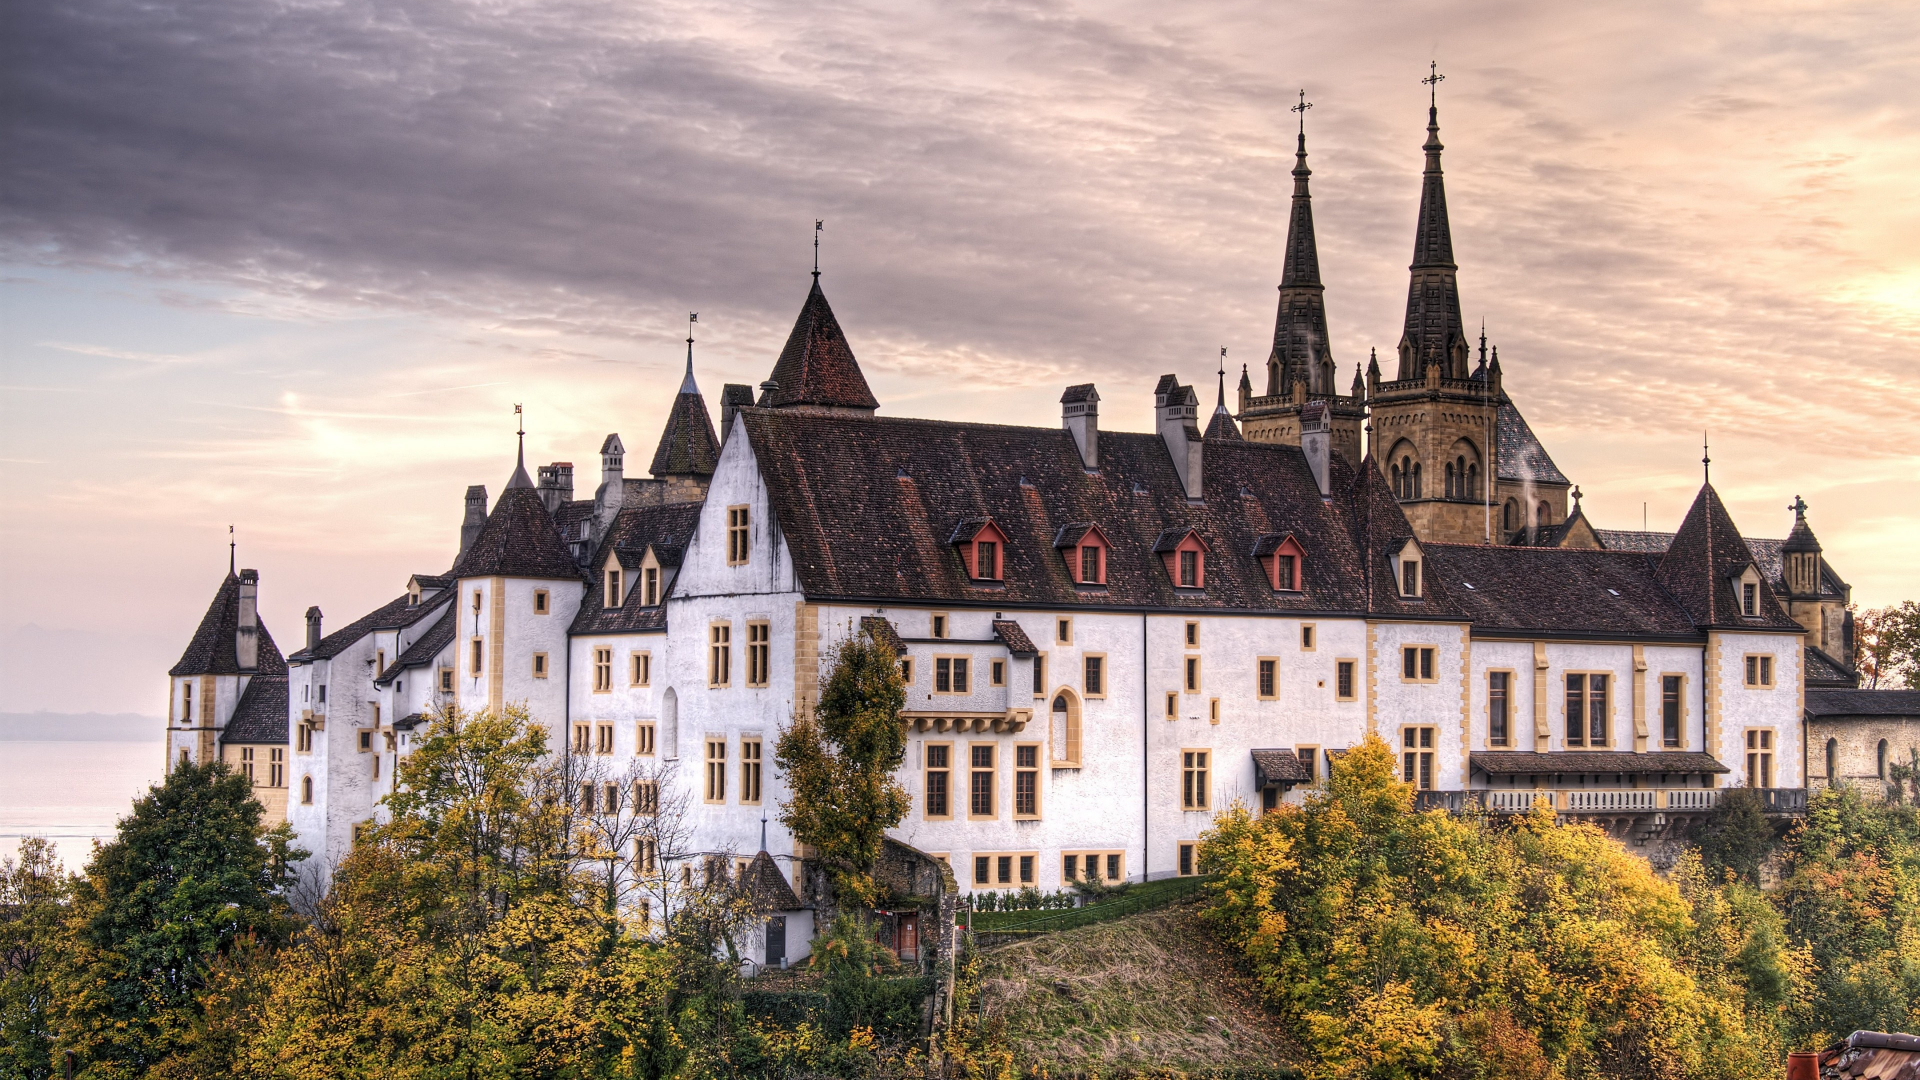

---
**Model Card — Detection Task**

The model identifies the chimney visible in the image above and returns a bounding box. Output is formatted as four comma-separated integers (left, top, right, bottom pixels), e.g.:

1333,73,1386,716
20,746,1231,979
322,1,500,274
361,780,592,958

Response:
460,485,488,559
305,606,323,652
1154,376,1204,500
1300,400,1332,497
1061,384,1100,470
595,434,626,531
720,384,755,441
536,462,574,515
236,569,260,672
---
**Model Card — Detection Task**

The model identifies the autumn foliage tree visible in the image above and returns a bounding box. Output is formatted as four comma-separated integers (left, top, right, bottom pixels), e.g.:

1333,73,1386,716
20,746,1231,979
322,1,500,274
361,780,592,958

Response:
776,625,910,908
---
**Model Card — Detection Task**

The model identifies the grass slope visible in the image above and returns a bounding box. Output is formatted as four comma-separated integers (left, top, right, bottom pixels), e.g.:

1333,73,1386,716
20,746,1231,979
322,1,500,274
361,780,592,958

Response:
976,898,1302,1076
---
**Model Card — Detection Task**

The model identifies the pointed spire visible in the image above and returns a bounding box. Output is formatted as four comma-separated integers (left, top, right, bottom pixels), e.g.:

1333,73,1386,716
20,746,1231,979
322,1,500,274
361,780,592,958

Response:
229,524,236,576
765,276,879,414
1268,89,1335,396
1208,346,1242,440
651,320,720,480
680,311,699,394
507,405,533,489
1397,65,1468,381
1237,363,1252,395
1351,362,1365,398
1783,495,1822,554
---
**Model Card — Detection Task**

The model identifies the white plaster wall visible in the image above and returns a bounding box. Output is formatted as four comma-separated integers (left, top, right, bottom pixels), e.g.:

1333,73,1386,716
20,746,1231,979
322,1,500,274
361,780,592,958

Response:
1712,632,1804,787
1369,621,1470,789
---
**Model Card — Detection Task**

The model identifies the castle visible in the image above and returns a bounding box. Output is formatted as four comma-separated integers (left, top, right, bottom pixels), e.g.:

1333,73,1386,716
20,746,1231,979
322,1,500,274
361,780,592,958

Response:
164,92,1879,967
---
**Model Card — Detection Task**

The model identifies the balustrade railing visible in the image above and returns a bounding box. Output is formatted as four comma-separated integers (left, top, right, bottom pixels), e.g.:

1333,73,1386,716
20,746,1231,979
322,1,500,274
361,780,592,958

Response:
1410,787,1805,815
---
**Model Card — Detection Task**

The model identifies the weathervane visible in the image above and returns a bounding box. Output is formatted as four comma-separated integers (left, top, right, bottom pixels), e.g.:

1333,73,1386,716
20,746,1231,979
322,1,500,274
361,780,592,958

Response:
229,524,236,575
1702,431,1711,483
1292,90,1312,134
1423,61,1445,106
813,219,823,279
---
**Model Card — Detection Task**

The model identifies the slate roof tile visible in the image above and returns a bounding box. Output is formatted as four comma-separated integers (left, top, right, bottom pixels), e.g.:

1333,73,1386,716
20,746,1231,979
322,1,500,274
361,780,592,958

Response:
991,620,1037,656
765,280,879,411
374,604,456,687
1424,543,1699,637
1252,748,1313,785
221,675,288,745
169,573,289,676
739,850,804,912
1656,484,1800,630
449,485,580,581
289,590,449,663
567,502,703,635
1804,689,1920,718
1495,401,1568,486
649,385,720,477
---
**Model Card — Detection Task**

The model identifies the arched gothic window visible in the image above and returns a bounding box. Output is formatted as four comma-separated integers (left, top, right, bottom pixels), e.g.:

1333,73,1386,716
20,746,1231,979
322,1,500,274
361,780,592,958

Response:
1051,692,1082,767
1880,739,1891,781
1412,462,1422,498
1468,463,1479,500
1445,461,1457,499
1503,500,1517,532
1537,501,1551,527
1826,738,1839,786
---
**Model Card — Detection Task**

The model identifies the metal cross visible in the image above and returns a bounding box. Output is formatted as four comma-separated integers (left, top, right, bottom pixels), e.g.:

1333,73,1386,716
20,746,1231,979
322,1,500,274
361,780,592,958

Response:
1423,62,1445,106
1789,494,1808,518
1292,90,1312,134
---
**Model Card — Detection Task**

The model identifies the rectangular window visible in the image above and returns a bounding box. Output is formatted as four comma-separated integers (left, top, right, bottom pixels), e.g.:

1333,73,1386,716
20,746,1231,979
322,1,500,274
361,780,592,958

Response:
1275,553,1297,591
1019,854,1035,884
727,506,750,565
1662,675,1683,747
1182,749,1209,810
974,540,999,580
1185,656,1201,692
1080,544,1102,584
375,649,386,672
935,656,971,693
1746,729,1774,788
900,657,914,683
1056,617,1072,645
470,638,483,676
573,723,591,755
439,667,454,692
746,621,770,688
991,660,1005,687
1258,658,1278,699
605,782,621,812
372,755,381,781
1402,726,1436,789
633,780,659,816
1742,581,1758,617
240,746,256,783
359,729,373,753
606,569,623,608
1209,698,1219,725
741,738,762,804
1014,744,1039,818
1297,745,1319,784
533,589,549,614
969,744,996,818
533,652,549,679
974,856,990,886
634,837,658,875
1336,660,1356,700
1165,691,1177,719
708,624,731,687
1179,549,1199,587
705,738,727,803
596,723,614,755
1744,655,1774,687
182,682,192,721
296,724,312,753
1402,559,1421,597
631,651,651,687
1083,654,1105,697
925,743,951,818
636,722,656,756
593,647,612,692
932,613,948,639
1178,843,1195,876
1185,621,1199,647
1564,674,1609,747
997,855,1013,885
580,782,597,813
1488,671,1510,746
644,567,659,607
1402,646,1435,682
1032,653,1046,697
1301,623,1315,650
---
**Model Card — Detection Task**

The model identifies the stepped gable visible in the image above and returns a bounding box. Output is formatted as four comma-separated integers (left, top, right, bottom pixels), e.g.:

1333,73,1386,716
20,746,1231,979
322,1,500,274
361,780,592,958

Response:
169,573,288,676
737,410,1456,617
765,279,880,412
374,604,456,687
1494,401,1568,485
1656,484,1800,630
568,501,703,635
650,373,720,478
221,675,288,744
450,484,581,581
1423,543,1698,637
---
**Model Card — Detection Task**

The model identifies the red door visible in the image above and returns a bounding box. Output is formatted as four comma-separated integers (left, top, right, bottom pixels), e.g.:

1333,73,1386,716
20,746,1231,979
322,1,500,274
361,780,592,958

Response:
896,913,920,961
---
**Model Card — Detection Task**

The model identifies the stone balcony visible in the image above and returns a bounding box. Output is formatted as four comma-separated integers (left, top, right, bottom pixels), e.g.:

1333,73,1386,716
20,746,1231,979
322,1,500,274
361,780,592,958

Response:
1412,787,1808,816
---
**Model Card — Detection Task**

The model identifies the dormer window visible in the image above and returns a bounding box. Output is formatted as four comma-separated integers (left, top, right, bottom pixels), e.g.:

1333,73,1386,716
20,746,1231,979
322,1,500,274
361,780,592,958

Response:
975,540,1000,581
1394,540,1423,599
951,519,1010,583
606,568,623,608
644,567,659,607
1055,523,1111,586
1254,534,1307,592
1153,529,1210,590
1732,565,1762,617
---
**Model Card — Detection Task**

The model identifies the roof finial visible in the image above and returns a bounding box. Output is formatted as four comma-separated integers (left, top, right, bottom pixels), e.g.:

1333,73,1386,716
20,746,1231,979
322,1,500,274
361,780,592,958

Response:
1423,61,1445,109
516,402,525,465
1790,494,1808,521
760,811,768,853
1478,319,1487,366
686,312,697,376
1572,485,1583,512
1292,89,1312,137
1217,347,1228,409
1702,430,1711,484
229,524,236,576
813,219,822,280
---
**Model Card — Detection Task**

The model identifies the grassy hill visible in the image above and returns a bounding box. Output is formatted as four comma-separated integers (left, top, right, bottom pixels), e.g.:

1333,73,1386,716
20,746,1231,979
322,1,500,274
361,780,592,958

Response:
974,897,1303,1077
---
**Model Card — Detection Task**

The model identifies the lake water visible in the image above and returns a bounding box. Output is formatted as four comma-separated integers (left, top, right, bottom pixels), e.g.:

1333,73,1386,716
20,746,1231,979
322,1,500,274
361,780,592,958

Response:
0,740,168,869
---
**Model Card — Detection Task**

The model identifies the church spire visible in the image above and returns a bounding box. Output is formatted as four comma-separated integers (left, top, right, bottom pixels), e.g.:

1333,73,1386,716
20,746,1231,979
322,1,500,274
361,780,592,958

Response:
1267,90,1335,397
1397,64,1468,381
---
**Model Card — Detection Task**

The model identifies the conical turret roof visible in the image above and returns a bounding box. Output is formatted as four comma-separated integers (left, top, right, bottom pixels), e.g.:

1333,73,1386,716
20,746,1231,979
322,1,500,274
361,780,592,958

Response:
1656,483,1797,629
451,482,580,581
650,361,720,477
169,572,287,677
765,278,879,412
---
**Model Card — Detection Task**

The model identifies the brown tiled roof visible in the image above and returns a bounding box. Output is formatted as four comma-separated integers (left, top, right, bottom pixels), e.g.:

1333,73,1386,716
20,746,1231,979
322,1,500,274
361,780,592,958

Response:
740,850,803,912
220,675,288,745
1595,529,1672,554
1470,751,1729,775
169,573,288,676
765,279,879,411
374,604,455,687
992,620,1037,655
567,502,703,635
859,616,905,654
1656,484,1800,630
450,486,580,581
1205,406,1242,441
1494,401,1568,486
1598,529,1850,602
1424,544,1699,638
736,409,1441,618
1805,647,1859,689
289,588,448,663
649,381,720,478
1252,748,1313,785
1805,689,1920,718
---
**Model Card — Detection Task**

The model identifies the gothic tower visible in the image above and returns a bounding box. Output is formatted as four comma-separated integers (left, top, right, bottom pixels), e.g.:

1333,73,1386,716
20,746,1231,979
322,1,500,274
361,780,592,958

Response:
1237,104,1365,467
1364,87,1570,545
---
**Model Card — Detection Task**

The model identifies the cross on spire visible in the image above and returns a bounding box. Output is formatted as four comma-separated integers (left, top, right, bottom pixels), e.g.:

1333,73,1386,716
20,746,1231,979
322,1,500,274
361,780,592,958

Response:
1292,89,1312,134
1789,494,1808,520
1702,431,1711,483
1423,61,1445,106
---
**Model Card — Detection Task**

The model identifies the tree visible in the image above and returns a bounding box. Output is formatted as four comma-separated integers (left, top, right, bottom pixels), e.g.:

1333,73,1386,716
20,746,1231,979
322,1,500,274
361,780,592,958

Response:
55,756,301,1078
1857,601,1920,689
1698,787,1778,885
776,625,910,907
0,837,65,1080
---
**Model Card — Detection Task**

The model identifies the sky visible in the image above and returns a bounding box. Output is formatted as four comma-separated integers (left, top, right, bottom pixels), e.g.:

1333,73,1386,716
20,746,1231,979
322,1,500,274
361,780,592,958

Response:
2,0,1918,719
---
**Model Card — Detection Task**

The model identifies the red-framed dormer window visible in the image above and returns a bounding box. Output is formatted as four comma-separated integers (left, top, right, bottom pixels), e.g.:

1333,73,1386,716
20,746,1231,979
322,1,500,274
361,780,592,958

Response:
1156,530,1210,589
956,520,1010,581
1059,524,1111,585
1259,534,1307,592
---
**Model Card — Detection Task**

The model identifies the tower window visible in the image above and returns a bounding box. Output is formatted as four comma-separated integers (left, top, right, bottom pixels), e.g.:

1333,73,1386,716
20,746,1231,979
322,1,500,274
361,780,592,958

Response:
727,506,751,565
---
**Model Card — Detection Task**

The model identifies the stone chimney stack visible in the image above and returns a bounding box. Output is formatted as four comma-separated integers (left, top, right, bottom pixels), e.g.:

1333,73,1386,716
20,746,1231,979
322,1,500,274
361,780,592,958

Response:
236,569,259,672
1061,384,1100,470
1300,400,1332,497
720,384,755,441
1154,376,1204,500
460,485,488,559
595,434,626,532
536,462,574,515
305,606,323,653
